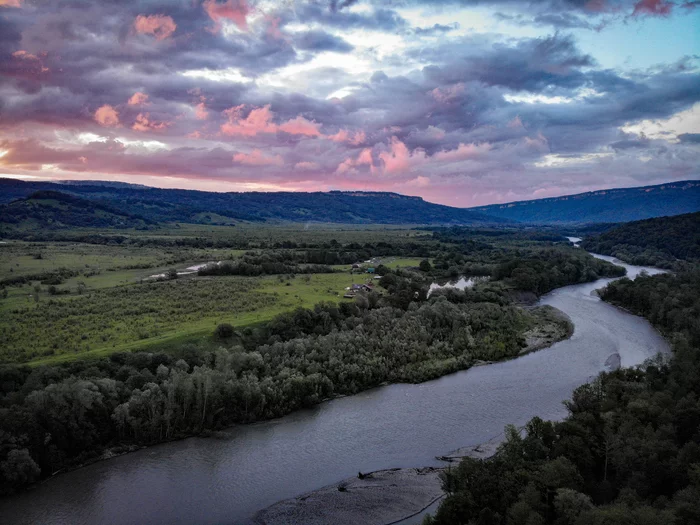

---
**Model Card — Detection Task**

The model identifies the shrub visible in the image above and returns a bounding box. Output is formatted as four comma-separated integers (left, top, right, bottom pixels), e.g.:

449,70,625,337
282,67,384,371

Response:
215,323,235,339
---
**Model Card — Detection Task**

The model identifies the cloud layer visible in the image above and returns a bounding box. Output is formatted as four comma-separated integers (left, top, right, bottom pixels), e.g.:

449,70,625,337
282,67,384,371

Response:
0,0,698,206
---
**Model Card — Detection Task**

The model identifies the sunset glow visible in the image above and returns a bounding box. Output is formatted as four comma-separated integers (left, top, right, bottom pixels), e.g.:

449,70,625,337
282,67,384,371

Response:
0,0,698,205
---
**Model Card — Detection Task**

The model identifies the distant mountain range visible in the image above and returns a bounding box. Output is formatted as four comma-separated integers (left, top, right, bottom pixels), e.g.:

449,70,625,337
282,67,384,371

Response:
1,178,698,228
469,180,700,224
0,179,505,226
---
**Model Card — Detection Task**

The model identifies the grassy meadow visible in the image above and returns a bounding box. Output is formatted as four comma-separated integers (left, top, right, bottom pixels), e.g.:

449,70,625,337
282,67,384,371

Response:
0,226,427,365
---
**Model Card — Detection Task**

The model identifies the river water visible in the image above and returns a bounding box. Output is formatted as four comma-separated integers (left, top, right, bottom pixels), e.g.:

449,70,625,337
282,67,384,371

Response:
0,254,669,525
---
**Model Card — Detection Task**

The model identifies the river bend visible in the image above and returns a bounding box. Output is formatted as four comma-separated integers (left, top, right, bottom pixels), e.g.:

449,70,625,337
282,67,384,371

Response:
0,253,669,525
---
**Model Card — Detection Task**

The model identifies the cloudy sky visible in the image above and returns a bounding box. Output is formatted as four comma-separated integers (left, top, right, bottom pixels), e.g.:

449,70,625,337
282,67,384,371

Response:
0,0,698,206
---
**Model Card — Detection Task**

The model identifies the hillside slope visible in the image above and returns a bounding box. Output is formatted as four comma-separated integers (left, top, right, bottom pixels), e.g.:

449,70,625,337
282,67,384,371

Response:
581,211,700,269
0,179,507,225
469,180,700,224
0,190,152,231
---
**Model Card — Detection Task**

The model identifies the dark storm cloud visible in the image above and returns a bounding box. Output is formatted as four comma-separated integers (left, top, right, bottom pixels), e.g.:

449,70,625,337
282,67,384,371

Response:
610,136,652,149
330,0,360,12
294,30,354,53
416,34,595,92
409,23,460,35
296,3,408,31
678,133,700,143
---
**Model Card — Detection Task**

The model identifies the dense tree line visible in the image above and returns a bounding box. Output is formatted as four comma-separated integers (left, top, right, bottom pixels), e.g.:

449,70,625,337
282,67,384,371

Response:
424,268,700,525
581,212,700,269
0,292,545,494
198,260,334,277
492,249,625,295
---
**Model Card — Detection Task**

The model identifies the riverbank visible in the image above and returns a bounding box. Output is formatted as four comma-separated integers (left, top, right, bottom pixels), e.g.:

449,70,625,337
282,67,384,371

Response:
521,305,574,355
253,467,445,525
254,432,510,525
7,304,574,497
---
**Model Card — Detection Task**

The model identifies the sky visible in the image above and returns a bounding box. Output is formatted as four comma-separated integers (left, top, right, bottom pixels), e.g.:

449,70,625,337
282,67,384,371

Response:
0,0,698,207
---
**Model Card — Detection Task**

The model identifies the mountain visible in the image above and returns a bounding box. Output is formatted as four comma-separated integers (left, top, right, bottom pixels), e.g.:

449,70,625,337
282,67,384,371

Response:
0,179,508,225
469,180,700,224
54,180,151,190
581,211,700,269
0,190,152,231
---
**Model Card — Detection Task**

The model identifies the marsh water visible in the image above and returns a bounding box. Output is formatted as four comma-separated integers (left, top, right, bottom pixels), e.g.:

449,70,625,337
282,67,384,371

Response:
0,253,669,525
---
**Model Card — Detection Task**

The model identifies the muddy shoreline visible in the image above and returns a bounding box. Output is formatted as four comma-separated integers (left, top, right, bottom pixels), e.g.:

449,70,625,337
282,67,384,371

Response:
253,432,511,525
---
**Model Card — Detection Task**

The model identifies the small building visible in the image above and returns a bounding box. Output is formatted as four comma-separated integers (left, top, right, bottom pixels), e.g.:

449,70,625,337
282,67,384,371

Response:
366,267,375,274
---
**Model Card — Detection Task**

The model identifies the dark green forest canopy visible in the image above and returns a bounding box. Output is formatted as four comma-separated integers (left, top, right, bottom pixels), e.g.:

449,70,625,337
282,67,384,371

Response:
0,191,153,231
424,240,700,524
582,212,700,269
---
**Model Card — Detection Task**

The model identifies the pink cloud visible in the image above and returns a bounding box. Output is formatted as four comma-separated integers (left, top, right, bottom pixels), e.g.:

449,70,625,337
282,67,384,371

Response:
132,113,169,132
507,116,524,129
406,176,431,187
0,0,22,7
379,137,425,175
294,161,319,170
278,116,322,137
431,83,465,104
632,0,674,16
203,0,250,32
9,50,49,74
195,102,209,120
233,149,284,166
134,14,177,40
222,105,276,136
327,129,350,142
12,50,38,60
265,15,284,40
221,104,321,138
94,105,120,127
128,92,149,106
523,133,550,152
357,148,373,165
328,129,366,144
335,148,374,175
433,142,492,163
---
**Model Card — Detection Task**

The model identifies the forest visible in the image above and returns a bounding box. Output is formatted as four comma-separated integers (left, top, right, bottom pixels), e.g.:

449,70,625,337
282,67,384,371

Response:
423,247,700,524
581,211,700,270
0,227,624,495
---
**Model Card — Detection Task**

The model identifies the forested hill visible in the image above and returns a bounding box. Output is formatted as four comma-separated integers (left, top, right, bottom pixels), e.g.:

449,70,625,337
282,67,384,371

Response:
469,180,700,224
0,179,507,226
0,191,152,231
581,211,700,269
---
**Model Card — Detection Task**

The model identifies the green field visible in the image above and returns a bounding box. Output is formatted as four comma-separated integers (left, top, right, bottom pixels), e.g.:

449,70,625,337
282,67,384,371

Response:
0,225,435,365
0,271,369,366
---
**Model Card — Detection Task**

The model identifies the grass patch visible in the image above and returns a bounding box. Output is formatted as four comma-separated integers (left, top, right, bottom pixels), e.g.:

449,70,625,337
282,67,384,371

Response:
2,271,367,366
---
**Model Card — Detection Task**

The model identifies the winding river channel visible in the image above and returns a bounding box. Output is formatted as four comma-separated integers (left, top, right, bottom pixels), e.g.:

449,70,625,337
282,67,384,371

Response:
0,250,670,525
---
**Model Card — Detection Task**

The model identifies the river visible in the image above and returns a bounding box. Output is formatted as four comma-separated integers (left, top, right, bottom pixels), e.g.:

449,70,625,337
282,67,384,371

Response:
0,253,669,525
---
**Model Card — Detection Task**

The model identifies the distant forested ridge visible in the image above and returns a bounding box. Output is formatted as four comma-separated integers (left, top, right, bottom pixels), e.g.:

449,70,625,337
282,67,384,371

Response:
0,179,506,226
581,212,700,269
0,191,152,231
469,180,700,224
425,262,700,525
